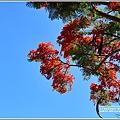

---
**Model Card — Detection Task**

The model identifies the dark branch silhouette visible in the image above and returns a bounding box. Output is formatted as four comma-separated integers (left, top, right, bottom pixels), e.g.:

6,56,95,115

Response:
96,97,103,118
98,36,103,55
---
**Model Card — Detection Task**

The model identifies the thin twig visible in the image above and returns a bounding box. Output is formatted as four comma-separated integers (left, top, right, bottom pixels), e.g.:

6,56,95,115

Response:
95,48,120,72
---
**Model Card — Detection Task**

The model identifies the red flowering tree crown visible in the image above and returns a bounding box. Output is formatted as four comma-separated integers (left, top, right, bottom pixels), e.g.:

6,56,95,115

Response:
27,2,120,117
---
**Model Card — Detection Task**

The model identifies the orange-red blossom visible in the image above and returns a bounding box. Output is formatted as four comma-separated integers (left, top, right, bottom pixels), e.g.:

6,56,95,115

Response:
28,3,120,104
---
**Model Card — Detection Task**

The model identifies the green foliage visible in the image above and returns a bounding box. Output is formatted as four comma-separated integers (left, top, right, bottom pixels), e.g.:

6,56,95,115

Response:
105,22,120,35
27,2,120,112
26,2,120,79
26,2,102,23
27,58,41,62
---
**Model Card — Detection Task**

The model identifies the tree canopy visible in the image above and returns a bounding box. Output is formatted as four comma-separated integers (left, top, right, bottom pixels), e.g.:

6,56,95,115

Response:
26,2,120,118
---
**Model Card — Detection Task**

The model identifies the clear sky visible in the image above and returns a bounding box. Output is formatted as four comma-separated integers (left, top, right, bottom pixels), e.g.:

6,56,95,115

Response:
0,2,120,118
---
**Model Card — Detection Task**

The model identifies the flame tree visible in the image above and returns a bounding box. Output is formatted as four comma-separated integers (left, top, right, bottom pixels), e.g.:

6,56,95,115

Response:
27,2,120,118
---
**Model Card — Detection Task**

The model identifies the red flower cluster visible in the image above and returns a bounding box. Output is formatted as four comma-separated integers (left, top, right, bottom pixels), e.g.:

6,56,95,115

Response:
28,6,120,105
28,42,58,60
28,42,75,94
109,41,120,62
88,32,120,104
92,20,109,35
90,83,99,92
41,2,47,10
108,2,119,10
90,61,120,104
57,16,91,58
56,17,120,101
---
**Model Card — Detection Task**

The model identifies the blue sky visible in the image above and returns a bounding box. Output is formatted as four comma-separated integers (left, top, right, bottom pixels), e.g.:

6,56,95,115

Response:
0,2,120,118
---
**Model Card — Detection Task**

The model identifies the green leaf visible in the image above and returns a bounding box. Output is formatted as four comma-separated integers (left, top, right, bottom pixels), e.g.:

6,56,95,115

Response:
106,103,112,106
27,59,41,62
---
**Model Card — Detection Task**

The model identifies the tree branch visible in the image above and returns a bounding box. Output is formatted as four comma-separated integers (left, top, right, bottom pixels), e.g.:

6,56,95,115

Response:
92,3,120,23
95,48,120,72
96,97,103,118
104,33,120,39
